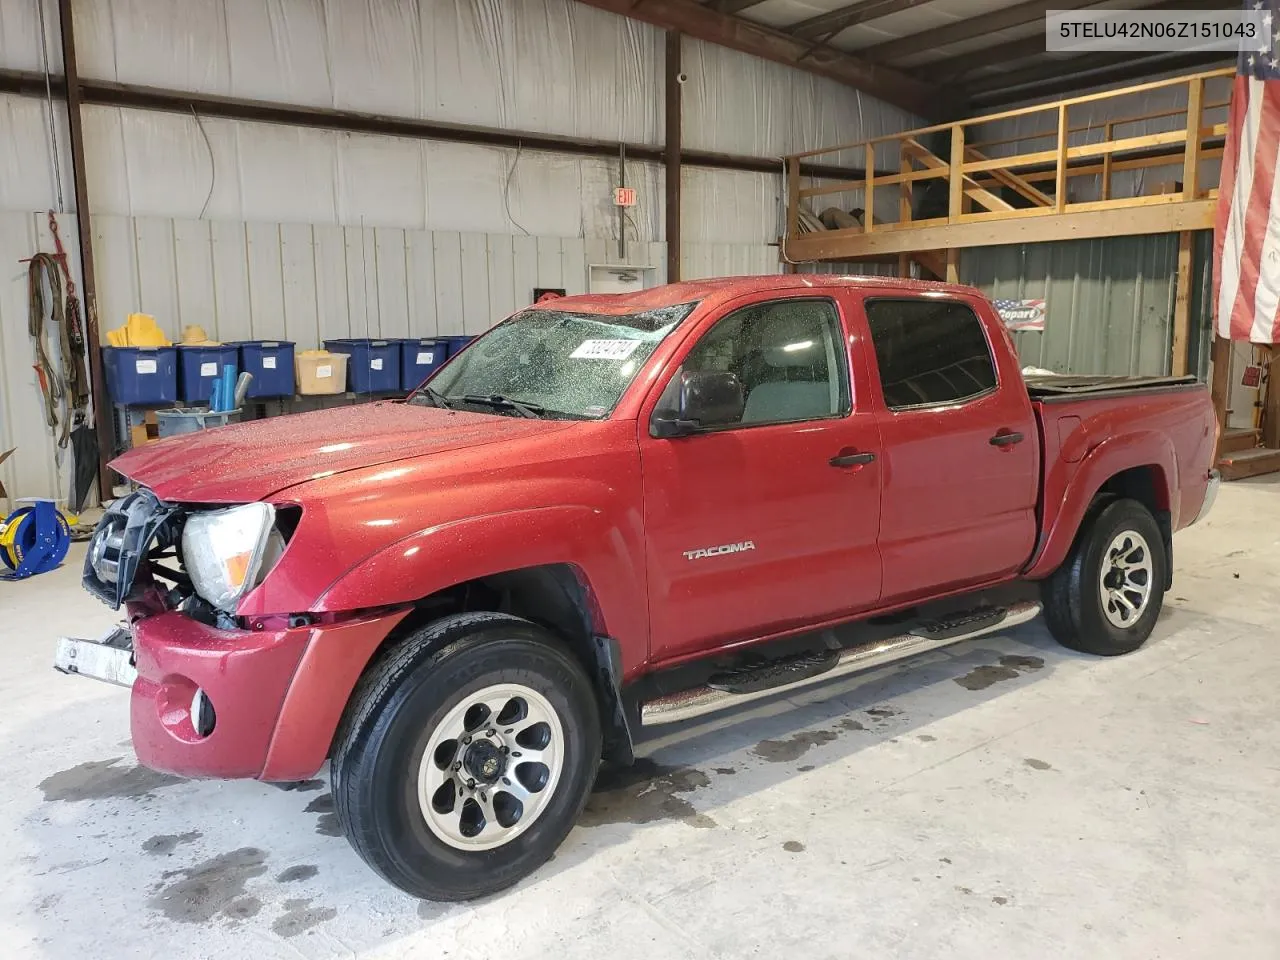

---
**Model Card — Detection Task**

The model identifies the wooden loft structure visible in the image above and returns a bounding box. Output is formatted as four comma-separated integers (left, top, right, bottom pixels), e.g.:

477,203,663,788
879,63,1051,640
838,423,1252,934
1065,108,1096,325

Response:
781,66,1280,481
782,68,1229,309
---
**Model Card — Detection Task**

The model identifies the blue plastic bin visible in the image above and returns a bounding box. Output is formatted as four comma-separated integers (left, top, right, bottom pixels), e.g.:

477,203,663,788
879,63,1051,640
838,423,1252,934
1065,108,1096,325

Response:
236,340,296,397
323,339,401,393
399,338,445,390
103,346,178,406
441,335,475,358
178,345,239,404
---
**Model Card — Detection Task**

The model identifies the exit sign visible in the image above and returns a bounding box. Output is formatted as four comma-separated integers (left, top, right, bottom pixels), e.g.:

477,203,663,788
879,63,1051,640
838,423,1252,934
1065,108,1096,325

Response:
613,186,637,207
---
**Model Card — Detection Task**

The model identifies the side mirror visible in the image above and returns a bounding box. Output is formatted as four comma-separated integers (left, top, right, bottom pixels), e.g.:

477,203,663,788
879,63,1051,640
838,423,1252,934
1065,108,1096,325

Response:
651,370,745,438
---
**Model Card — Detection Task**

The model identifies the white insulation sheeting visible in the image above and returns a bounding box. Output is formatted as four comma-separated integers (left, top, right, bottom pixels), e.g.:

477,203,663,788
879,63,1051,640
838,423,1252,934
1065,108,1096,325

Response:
0,0,921,502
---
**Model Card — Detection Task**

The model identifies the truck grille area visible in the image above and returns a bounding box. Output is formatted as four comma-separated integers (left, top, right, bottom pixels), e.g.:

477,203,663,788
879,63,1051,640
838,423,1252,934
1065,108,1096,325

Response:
83,489,186,609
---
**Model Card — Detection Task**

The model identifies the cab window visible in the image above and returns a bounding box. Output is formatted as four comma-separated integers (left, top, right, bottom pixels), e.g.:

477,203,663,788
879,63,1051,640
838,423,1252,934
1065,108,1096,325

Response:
864,298,997,410
675,298,851,427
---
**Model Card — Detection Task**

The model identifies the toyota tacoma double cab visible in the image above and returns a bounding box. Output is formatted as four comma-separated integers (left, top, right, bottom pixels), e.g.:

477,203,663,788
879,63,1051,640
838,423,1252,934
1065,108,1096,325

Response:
60,275,1219,901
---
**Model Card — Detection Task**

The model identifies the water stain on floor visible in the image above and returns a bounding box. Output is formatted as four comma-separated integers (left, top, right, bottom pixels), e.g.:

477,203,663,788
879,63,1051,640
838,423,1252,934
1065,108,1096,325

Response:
837,718,866,732
865,706,899,718
954,655,1045,691
147,848,268,924
39,758,183,802
304,794,342,837
783,840,805,853
276,864,319,883
1024,758,1053,771
272,897,337,938
917,734,938,742
580,759,716,829
142,830,202,856
753,729,839,763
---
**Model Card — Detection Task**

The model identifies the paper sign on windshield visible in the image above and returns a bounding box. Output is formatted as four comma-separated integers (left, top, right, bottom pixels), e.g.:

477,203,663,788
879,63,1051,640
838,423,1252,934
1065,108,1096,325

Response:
571,339,641,360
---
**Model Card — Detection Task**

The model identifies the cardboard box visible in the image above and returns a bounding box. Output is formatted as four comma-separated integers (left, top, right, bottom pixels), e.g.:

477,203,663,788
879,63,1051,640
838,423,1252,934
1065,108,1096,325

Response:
296,351,348,395
128,411,159,448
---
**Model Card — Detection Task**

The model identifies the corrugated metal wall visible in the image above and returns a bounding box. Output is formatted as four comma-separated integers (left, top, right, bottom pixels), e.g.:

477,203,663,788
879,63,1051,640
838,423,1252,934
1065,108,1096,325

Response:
961,235,1182,377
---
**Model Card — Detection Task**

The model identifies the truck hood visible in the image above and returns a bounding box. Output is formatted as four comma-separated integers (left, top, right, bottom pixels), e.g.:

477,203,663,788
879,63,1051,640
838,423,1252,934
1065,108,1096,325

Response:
111,402,574,503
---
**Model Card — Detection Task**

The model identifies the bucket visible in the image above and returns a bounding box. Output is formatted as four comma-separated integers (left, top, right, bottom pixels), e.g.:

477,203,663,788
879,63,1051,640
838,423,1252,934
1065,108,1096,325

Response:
155,408,242,438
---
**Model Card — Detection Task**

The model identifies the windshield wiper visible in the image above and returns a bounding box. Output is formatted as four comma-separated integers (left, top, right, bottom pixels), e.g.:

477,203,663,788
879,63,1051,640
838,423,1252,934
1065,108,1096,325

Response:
459,394,545,419
410,386,454,409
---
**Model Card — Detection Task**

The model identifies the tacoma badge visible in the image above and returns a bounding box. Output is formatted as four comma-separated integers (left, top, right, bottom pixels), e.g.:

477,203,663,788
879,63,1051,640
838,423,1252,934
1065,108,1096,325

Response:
683,541,756,561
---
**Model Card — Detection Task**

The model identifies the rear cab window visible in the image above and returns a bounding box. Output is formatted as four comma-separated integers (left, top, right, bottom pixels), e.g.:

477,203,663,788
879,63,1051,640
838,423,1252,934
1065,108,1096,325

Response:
863,298,998,410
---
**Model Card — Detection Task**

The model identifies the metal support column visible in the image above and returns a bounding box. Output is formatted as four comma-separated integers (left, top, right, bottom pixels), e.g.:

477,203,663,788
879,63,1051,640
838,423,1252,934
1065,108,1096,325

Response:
57,0,114,499
665,31,682,283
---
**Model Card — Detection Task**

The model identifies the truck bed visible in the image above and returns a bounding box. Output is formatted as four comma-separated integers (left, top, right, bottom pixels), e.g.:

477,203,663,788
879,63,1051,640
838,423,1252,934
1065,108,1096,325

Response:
1024,374,1199,400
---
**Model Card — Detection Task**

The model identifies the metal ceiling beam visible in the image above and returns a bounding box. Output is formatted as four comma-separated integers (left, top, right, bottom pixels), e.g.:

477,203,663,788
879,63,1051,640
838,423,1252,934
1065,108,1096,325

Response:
787,0,936,41
572,0,947,117
710,0,771,13
859,0,1097,63
969,51,1232,105
0,67,895,182
926,35,1048,80
865,0,1235,65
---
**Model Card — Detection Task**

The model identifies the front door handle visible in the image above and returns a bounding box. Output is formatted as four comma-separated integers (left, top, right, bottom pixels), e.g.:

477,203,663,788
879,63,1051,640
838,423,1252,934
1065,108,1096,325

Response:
830,451,876,468
989,431,1025,447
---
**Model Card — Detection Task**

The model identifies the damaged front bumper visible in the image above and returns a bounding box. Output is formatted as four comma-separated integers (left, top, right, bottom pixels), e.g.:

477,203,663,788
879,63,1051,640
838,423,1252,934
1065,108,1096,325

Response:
55,608,410,781
54,626,136,687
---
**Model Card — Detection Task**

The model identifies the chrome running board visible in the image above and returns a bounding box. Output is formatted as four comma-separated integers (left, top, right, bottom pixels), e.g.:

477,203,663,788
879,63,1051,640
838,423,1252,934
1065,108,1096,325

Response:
640,600,1041,727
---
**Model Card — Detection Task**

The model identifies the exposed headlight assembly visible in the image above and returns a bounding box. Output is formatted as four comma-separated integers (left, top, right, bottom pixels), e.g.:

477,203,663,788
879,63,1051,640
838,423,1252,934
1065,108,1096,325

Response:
181,503,286,611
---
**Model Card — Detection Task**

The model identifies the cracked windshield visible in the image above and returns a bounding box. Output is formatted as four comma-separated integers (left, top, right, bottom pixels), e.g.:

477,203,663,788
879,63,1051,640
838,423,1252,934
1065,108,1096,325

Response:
415,302,699,419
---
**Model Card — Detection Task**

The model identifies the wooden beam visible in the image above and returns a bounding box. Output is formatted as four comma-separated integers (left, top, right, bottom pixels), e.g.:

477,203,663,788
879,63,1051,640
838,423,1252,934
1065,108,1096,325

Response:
1183,76,1204,199
787,0,935,40
946,247,960,283
1210,335,1232,429
784,198,1216,259
970,52,1232,106
1172,231,1192,376
57,0,113,499
1055,104,1068,212
1102,120,1114,199
899,143,912,224
865,143,876,233
861,0,1097,63
571,0,945,117
787,157,800,244
666,31,682,282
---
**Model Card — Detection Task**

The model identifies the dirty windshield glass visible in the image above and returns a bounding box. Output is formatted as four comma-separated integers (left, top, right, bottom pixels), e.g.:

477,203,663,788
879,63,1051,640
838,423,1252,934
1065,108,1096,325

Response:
418,302,699,419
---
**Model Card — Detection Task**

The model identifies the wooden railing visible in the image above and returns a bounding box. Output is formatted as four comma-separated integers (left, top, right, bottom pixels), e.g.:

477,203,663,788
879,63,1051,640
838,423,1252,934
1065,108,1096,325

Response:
783,68,1233,261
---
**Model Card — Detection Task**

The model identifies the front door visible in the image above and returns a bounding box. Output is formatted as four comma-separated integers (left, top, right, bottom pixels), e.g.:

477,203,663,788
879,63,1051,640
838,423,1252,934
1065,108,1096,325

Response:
639,294,884,665
858,295,1039,601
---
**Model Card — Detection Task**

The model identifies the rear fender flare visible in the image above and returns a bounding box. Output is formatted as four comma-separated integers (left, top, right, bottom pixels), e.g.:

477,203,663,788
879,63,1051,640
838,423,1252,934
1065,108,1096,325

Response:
1025,430,1177,579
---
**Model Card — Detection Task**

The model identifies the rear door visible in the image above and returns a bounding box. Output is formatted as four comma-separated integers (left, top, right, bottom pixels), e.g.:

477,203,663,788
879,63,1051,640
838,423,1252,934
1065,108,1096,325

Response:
638,293,884,664
855,294,1039,601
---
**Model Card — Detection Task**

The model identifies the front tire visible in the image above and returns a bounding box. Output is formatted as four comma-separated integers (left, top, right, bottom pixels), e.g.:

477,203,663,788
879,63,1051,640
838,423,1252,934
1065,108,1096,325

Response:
331,613,602,901
1041,498,1167,656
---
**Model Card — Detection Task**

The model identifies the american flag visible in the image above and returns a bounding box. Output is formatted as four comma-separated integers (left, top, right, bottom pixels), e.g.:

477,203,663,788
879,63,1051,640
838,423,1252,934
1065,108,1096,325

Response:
992,298,1046,332
1214,0,1280,342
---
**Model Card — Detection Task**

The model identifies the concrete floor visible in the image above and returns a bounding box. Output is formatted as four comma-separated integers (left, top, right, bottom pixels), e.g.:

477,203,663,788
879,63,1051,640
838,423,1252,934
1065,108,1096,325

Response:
2,478,1278,960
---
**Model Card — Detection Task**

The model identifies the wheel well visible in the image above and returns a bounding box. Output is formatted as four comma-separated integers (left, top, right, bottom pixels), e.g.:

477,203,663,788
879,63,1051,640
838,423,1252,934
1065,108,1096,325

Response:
1095,465,1173,589
348,564,634,764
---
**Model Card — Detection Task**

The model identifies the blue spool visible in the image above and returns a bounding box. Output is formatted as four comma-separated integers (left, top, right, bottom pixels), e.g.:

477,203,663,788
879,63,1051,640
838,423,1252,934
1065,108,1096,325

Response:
0,500,70,579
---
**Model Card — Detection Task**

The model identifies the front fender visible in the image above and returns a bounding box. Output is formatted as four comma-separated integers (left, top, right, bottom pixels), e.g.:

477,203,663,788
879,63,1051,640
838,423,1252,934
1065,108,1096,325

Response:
312,505,647,657
1024,429,1178,579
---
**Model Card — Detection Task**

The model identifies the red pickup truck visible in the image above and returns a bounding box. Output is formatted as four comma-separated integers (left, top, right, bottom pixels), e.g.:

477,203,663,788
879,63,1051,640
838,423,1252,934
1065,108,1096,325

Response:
61,275,1218,901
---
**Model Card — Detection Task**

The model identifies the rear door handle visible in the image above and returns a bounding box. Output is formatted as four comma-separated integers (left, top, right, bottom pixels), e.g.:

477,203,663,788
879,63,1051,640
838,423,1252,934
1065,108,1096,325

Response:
989,431,1024,447
830,451,876,467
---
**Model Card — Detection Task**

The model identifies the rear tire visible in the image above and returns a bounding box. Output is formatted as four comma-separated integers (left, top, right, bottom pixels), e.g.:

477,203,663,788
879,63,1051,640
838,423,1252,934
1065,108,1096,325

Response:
331,612,602,901
1041,498,1166,657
